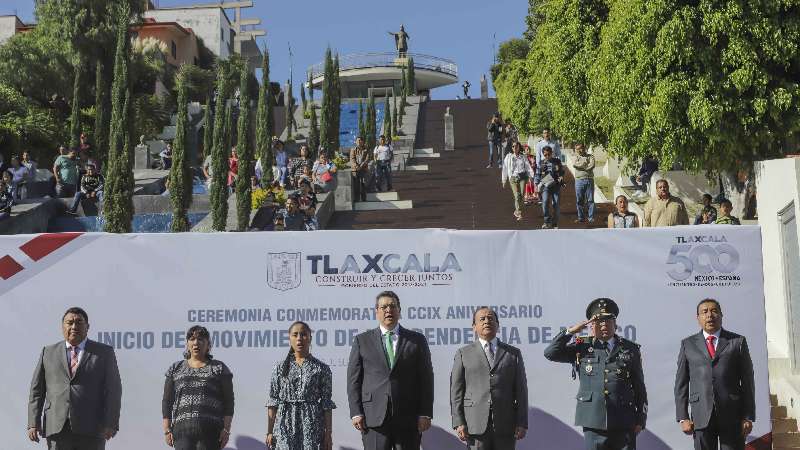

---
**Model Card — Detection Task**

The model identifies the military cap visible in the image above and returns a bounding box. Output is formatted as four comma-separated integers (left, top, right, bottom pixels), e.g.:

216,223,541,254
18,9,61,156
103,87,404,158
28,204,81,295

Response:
585,297,619,320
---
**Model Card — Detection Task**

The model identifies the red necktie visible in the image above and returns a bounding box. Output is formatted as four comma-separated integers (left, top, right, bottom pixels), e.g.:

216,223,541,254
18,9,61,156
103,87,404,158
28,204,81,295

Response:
69,346,79,377
706,336,716,359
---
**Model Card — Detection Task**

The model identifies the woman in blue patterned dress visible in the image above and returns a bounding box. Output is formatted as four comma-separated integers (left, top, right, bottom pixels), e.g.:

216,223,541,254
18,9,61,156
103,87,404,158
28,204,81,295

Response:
267,321,335,450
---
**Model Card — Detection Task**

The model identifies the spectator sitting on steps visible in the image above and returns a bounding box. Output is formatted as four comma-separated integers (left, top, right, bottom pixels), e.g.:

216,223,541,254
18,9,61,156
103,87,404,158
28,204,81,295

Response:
630,155,658,192
68,164,104,215
0,175,14,220
714,199,741,225
159,143,173,170
694,193,717,225
276,196,305,231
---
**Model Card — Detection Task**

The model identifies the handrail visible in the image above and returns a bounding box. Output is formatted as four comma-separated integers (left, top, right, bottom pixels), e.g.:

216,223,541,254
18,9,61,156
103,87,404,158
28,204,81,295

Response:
307,52,458,80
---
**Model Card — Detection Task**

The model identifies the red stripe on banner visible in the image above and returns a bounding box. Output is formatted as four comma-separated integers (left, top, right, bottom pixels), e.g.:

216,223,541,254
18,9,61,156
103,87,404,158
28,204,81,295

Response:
746,432,772,450
0,255,24,280
19,233,83,262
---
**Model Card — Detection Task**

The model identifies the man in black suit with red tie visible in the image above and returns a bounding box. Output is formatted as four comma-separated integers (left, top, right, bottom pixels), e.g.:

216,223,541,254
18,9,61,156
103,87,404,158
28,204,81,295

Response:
347,291,434,450
674,298,755,450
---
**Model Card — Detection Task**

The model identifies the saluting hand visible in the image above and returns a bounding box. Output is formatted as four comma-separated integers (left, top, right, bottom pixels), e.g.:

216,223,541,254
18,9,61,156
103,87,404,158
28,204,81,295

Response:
567,317,595,335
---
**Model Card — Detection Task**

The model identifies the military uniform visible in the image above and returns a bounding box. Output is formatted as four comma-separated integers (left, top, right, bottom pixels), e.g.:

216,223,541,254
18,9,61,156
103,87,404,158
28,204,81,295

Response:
544,298,648,450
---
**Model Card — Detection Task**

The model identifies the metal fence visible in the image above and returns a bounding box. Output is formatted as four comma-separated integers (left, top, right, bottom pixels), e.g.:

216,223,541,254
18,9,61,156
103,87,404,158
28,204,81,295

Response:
307,52,458,80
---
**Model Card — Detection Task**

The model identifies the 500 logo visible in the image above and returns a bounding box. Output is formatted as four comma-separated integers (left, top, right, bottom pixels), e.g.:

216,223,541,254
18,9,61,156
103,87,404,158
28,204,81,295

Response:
666,241,741,284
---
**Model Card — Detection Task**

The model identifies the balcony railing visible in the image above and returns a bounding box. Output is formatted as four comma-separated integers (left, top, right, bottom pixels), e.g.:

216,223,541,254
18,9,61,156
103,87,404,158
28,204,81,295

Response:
308,52,458,80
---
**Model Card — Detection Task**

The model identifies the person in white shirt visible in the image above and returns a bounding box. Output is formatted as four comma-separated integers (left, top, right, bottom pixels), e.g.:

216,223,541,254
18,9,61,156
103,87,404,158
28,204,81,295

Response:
373,135,393,192
501,142,535,221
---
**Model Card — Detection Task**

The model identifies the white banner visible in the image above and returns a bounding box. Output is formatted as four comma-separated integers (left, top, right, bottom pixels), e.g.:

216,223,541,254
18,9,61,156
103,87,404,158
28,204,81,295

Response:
0,226,770,449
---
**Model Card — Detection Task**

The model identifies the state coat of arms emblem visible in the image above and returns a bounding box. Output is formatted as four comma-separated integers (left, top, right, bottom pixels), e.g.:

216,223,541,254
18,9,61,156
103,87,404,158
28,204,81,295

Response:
267,252,301,291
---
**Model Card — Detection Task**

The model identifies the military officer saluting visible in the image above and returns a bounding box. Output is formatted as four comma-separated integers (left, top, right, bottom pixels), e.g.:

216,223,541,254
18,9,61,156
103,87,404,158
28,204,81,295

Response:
544,298,648,450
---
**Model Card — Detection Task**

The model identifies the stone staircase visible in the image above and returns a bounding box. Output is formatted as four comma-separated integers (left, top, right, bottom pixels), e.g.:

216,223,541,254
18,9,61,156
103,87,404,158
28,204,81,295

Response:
354,191,413,211
774,393,800,449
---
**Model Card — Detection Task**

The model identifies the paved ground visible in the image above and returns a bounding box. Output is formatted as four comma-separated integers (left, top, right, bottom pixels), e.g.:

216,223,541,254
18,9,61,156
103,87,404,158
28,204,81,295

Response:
328,99,612,230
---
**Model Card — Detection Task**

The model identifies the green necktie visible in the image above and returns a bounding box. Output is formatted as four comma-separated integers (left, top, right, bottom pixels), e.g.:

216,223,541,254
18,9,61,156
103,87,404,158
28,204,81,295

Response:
385,331,395,368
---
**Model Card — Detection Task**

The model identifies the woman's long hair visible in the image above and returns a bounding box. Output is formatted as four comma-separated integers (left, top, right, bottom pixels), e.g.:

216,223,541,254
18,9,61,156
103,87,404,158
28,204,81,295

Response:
282,321,311,378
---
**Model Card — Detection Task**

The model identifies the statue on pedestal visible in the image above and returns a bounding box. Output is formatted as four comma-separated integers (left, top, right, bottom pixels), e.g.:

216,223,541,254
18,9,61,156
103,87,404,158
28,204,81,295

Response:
134,135,151,170
388,25,410,58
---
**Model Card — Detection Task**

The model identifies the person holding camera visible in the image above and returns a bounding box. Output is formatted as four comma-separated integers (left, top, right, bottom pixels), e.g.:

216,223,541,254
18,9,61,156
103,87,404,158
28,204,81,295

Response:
486,114,503,168
534,146,565,229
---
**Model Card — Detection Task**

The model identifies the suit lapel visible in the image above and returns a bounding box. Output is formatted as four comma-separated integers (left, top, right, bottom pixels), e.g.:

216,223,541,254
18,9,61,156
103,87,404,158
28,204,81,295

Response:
474,341,491,371
692,332,710,360
606,336,622,361
391,326,408,373
491,341,507,371
74,340,93,377
713,330,730,364
372,328,391,372
59,341,71,378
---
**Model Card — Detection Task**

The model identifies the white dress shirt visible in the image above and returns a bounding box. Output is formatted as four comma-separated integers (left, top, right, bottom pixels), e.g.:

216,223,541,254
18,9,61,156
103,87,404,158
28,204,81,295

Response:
380,324,399,354
65,338,87,368
702,329,721,350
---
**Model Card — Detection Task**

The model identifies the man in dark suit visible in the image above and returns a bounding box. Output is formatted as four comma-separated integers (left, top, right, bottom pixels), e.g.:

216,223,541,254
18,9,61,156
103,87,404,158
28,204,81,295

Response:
544,298,647,450
450,307,528,449
347,291,434,450
28,307,122,449
674,298,755,450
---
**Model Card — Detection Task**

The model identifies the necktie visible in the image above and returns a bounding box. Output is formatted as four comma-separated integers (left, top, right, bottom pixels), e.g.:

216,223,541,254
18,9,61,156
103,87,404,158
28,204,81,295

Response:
69,346,79,377
485,342,495,367
384,331,395,368
706,336,716,359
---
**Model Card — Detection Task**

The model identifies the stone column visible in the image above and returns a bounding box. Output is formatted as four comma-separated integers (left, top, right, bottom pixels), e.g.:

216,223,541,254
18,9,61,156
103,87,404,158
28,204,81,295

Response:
134,142,150,170
444,107,455,151
480,74,489,100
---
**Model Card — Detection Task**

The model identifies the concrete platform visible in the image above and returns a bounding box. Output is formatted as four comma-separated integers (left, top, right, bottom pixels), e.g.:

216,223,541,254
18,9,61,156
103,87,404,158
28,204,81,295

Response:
354,199,413,211
367,192,399,201
406,164,429,171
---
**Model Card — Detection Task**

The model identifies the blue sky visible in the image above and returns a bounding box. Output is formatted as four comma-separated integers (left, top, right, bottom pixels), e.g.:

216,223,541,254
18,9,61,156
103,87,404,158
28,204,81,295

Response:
2,0,528,99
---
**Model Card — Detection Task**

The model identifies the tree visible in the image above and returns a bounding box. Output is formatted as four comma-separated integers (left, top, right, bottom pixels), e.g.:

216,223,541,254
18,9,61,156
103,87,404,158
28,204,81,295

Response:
495,60,551,135
235,64,254,231
319,48,336,153
169,65,193,232
256,47,273,183
405,58,416,95
103,2,134,233
366,93,377,151
285,80,294,139
94,58,111,169
490,38,531,87
203,94,214,162
0,28,73,105
382,95,391,137
209,64,231,231
358,99,365,141
308,103,320,154
300,81,307,116
392,93,399,135
331,54,342,154
399,84,406,125
68,61,83,148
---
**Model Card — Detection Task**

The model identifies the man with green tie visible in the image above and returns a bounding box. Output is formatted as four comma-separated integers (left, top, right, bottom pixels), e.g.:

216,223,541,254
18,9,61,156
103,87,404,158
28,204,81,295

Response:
347,291,434,450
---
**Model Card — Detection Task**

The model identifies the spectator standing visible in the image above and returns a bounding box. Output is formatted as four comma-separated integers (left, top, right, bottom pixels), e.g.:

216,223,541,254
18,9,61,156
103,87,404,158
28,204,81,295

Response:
350,136,370,202
572,143,596,223
523,145,537,205
227,147,239,192
643,179,689,226
534,128,562,166
79,132,91,155
694,194,717,225
266,321,335,450
503,121,518,160
53,147,79,198
68,164,104,215
159,143,173,170
501,141,535,221
486,114,503,168
608,195,639,228
0,175,13,219
8,156,29,199
0,153,8,175
630,155,658,192
274,140,289,187
535,146,565,229
714,199,741,225
163,325,234,450
312,152,338,193
21,151,38,180
373,135,393,191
